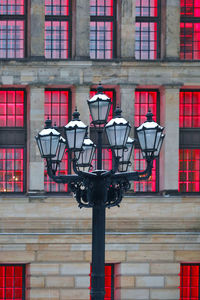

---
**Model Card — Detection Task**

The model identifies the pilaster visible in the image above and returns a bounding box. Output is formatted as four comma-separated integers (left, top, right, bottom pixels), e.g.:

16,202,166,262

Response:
121,0,136,59
30,0,45,59
166,0,180,59
28,86,45,193
75,0,90,59
160,86,180,193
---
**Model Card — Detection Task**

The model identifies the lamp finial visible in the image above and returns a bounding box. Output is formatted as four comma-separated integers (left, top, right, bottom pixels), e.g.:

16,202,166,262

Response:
146,109,153,122
97,82,104,94
72,107,80,120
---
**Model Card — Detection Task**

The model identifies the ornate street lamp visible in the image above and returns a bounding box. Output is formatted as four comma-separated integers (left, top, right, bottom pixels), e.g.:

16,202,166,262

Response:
136,110,164,160
75,133,96,172
35,118,61,158
88,83,112,126
64,108,88,151
117,137,135,172
35,85,165,300
105,106,131,149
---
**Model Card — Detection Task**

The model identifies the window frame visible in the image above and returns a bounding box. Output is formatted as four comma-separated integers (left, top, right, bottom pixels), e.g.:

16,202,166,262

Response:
90,0,117,60
0,263,26,300
180,263,200,300
180,2,200,60
134,88,160,193
0,0,27,59
44,88,72,194
135,0,161,60
0,88,27,194
45,0,72,60
179,89,200,193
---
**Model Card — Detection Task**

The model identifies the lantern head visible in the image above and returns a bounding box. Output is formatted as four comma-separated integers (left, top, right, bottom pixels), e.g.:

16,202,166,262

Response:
35,118,61,159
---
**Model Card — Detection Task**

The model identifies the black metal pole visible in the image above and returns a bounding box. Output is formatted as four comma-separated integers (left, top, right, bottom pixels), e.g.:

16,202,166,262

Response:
91,129,106,300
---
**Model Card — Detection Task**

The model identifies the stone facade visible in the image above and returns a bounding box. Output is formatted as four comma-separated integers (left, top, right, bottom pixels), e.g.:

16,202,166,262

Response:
0,1,200,300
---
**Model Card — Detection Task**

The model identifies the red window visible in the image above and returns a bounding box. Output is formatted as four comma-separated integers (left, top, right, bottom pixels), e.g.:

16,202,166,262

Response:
44,90,70,192
90,264,115,300
90,89,115,170
0,265,25,300
180,264,200,300
134,90,159,192
0,149,24,193
179,91,200,192
180,91,200,128
0,90,25,193
179,149,200,192
180,1,200,59
90,0,115,59
135,0,160,60
0,0,25,59
45,0,71,59
0,90,24,127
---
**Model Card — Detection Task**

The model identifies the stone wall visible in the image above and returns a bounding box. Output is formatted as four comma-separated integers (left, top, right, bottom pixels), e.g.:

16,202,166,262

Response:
0,196,199,299
0,0,200,299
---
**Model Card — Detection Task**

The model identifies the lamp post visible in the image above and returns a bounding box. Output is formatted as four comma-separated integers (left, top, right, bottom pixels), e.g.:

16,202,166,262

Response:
35,84,165,300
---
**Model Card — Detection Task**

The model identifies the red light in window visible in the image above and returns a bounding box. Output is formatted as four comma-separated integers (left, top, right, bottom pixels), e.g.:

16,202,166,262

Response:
44,155,68,192
0,265,24,300
180,91,200,127
179,149,200,192
0,148,24,192
181,0,200,17
180,264,199,300
134,91,158,192
134,149,157,192
44,90,69,192
45,90,69,127
0,91,24,127
135,91,157,126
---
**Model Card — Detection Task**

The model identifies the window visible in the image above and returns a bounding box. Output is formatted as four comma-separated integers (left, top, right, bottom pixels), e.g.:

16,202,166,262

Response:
90,0,116,59
180,0,200,59
44,89,71,192
135,0,160,60
45,0,71,59
179,90,200,192
90,89,115,170
180,263,199,300
90,264,115,300
0,0,26,58
0,264,25,300
0,90,26,193
134,90,159,192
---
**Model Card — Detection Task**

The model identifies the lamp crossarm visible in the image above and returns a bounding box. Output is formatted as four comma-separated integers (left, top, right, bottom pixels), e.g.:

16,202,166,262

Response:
72,158,97,178
111,159,153,182
46,159,80,184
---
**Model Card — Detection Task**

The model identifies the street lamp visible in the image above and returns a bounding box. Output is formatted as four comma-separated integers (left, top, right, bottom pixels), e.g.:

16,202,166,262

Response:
35,85,165,300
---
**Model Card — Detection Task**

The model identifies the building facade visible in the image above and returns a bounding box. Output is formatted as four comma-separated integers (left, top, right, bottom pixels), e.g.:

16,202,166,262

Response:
0,0,199,299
